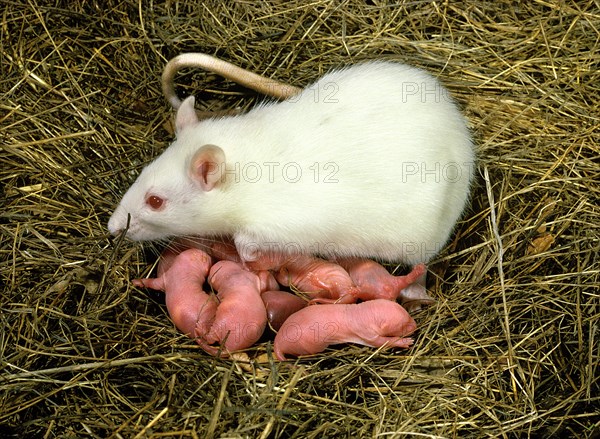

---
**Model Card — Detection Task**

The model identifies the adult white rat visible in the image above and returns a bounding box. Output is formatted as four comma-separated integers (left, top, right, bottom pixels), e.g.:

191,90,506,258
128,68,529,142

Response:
108,56,475,267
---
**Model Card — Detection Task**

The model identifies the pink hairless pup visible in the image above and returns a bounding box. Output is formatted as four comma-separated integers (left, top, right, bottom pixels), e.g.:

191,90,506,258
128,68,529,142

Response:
132,247,218,340
202,260,267,356
247,252,361,302
273,299,417,360
274,255,362,303
261,290,306,330
336,258,434,311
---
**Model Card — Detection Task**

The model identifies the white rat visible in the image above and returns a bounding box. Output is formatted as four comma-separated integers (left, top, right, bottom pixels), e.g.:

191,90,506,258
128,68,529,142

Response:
108,56,475,267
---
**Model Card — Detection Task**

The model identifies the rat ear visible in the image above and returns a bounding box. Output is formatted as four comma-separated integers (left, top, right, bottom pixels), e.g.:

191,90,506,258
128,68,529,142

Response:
189,144,226,191
175,96,199,132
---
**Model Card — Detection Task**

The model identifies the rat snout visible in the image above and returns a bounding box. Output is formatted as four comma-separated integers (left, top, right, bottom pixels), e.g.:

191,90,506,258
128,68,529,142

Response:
107,208,130,237
107,208,164,241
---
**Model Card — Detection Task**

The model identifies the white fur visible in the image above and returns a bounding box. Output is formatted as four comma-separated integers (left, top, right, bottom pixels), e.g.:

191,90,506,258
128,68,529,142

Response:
108,61,475,265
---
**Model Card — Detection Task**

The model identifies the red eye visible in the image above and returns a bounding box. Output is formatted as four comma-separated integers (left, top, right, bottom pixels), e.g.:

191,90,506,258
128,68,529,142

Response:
146,195,164,210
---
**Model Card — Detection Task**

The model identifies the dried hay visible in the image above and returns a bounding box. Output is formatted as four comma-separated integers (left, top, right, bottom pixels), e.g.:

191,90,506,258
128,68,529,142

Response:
1,0,598,437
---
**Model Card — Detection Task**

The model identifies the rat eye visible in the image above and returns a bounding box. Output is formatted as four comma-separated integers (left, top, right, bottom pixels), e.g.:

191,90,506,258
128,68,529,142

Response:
146,195,165,210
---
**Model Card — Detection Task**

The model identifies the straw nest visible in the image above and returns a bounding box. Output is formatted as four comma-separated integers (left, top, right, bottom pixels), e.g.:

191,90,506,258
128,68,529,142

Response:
1,1,598,437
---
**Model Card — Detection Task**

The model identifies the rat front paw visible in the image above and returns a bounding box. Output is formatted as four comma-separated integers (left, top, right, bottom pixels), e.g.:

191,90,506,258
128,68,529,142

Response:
233,234,261,262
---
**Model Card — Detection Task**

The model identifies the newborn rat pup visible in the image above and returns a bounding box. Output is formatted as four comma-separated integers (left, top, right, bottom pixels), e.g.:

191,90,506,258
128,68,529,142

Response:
336,258,434,311
132,247,218,340
273,299,417,360
260,290,307,331
202,260,268,356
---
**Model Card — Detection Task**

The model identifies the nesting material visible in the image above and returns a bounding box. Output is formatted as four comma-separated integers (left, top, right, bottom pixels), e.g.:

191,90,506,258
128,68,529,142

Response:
1,1,598,437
